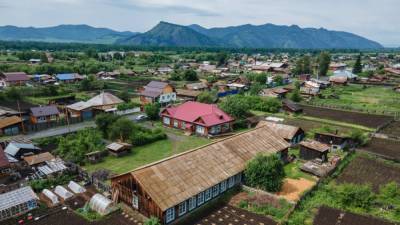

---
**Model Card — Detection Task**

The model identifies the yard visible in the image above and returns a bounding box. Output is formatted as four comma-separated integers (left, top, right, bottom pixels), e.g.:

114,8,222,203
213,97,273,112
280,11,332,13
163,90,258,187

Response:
308,84,400,115
84,135,212,175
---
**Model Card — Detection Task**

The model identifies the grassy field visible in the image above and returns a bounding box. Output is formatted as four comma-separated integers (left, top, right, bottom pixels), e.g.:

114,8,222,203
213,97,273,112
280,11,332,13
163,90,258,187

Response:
309,84,400,114
84,135,211,175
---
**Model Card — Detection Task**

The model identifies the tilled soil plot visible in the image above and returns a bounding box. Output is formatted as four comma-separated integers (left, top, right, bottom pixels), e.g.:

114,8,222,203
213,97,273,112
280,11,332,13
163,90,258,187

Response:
336,155,400,192
379,121,400,138
187,205,277,225
300,105,393,128
361,137,400,161
313,206,397,225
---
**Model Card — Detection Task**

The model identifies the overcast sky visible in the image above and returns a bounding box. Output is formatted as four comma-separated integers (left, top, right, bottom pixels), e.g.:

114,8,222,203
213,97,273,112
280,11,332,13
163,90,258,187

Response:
0,0,398,46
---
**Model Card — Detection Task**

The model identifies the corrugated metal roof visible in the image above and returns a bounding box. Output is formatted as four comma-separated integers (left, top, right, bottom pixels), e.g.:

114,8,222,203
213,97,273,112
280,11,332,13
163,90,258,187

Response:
30,105,60,117
4,142,39,157
0,186,38,211
116,125,289,211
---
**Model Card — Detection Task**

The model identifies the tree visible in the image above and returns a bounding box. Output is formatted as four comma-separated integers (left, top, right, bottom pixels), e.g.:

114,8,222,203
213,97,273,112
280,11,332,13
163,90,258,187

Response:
335,184,374,209
5,87,22,100
290,89,302,102
144,217,161,225
273,75,284,86
182,69,198,81
219,95,250,119
95,113,120,137
249,83,263,96
349,129,369,146
244,154,285,192
108,118,136,141
169,71,182,81
216,52,228,66
144,103,161,120
317,51,331,76
293,55,312,75
117,90,131,102
353,54,363,74
197,91,217,104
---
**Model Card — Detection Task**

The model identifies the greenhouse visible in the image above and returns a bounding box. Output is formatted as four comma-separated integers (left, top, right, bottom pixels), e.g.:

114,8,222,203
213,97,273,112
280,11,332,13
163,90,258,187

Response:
68,181,86,194
54,186,73,200
42,189,59,205
89,194,115,216
0,186,38,221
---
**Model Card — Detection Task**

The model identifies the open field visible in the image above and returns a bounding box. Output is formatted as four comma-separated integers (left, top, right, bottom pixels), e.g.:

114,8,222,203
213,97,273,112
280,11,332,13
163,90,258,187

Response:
361,137,400,161
313,206,396,225
300,105,393,128
309,84,400,115
84,136,211,175
336,154,400,192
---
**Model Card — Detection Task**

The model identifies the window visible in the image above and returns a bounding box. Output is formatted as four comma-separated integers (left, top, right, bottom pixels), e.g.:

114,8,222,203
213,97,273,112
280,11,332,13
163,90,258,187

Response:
132,195,139,209
212,185,219,197
181,121,186,129
166,207,175,223
235,173,242,184
188,197,196,211
205,188,212,201
228,176,235,188
178,201,187,216
163,117,170,125
174,120,179,128
196,125,205,134
197,192,204,205
220,180,227,193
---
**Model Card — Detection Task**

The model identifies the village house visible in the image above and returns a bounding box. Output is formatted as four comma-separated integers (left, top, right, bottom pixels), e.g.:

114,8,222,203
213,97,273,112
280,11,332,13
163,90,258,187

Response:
314,132,351,151
55,73,84,83
0,116,23,136
96,71,120,79
282,99,303,114
30,105,60,127
4,141,41,160
0,186,39,221
23,152,55,167
111,125,290,224
256,121,305,146
329,76,348,86
175,89,202,102
31,74,56,84
299,140,330,162
139,81,176,106
329,63,347,71
259,87,289,98
300,80,320,96
0,72,30,87
161,101,234,136
157,66,173,74
185,82,208,91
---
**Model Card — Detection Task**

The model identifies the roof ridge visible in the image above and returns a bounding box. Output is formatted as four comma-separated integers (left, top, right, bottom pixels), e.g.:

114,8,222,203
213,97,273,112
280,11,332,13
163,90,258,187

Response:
113,124,276,178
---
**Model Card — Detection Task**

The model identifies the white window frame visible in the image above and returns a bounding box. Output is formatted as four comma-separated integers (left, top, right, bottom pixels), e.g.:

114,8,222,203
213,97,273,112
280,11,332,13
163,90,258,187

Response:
220,180,227,193
205,188,212,201
228,176,235,188
212,185,219,197
196,125,205,134
178,201,187,216
188,197,196,211
197,192,204,206
165,207,175,223
174,120,179,128
132,195,139,209
163,117,170,125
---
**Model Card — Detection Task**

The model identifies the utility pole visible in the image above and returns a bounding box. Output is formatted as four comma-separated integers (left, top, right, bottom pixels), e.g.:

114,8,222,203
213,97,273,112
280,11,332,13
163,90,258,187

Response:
17,100,26,134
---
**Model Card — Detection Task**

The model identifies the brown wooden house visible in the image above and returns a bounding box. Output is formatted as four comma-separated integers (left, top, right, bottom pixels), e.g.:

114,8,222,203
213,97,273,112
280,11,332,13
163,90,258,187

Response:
314,132,350,151
256,121,305,146
299,140,330,162
30,105,60,126
282,100,303,113
106,142,132,157
111,125,290,224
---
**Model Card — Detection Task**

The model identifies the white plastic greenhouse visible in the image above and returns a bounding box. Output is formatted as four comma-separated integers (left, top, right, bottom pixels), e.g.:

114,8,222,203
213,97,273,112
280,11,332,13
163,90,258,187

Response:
68,181,86,194
42,189,59,205
54,186,73,200
89,194,115,216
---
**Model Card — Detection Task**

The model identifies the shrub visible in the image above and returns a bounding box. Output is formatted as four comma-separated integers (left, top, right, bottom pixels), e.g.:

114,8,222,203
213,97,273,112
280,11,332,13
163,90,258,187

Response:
335,184,375,209
144,217,161,225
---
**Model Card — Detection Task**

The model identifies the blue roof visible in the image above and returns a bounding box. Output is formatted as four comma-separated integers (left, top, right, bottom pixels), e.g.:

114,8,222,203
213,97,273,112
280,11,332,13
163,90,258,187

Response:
56,73,75,80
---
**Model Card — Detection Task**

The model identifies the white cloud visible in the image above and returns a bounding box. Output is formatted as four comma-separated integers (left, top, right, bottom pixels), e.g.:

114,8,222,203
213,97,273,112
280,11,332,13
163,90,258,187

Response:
0,0,398,46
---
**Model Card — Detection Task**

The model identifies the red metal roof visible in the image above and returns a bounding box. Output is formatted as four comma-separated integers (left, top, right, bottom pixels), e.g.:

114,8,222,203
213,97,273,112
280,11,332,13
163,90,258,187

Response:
162,101,234,127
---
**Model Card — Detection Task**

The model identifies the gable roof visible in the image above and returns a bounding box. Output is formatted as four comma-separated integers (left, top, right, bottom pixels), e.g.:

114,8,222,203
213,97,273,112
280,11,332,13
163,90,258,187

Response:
162,101,234,127
56,73,83,81
0,186,38,211
256,121,302,140
300,140,330,152
140,81,171,98
115,125,289,212
30,105,60,117
4,142,40,157
0,116,22,129
23,152,55,166
86,92,124,107
2,72,30,82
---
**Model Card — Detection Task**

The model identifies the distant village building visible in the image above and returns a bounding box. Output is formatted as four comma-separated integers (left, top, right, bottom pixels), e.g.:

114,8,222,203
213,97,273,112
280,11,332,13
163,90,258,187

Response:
139,81,176,105
314,132,351,151
161,101,234,136
111,125,289,224
0,72,30,87
30,105,60,126
0,116,23,136
55,73,84,83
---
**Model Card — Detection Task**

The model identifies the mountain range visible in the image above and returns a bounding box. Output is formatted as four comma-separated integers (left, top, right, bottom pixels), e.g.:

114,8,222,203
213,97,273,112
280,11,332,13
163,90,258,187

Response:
0,22,383,49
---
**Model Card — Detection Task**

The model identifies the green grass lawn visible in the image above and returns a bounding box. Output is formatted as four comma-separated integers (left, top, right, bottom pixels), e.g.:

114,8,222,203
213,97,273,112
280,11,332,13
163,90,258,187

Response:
284,149,318,182
84,135,211,175
309,84,400,114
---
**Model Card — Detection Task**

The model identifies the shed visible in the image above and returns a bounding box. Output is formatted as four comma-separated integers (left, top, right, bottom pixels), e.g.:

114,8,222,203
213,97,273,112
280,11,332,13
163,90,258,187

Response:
42,189,59,205
89,194,115,216
256,121,305,145
282,100,303,113
68,181,86,194
54,185,73,200
86,151,104,164
106,142,132,157
299,140,330,162
314,132,350,150
24,152,55,166
0,186,38,221
4,141,41,160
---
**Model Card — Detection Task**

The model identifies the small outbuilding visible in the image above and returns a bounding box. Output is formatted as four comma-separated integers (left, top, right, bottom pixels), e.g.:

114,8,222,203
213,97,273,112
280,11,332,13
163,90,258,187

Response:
86,151,104,164
299,140,330,162
314,132,350,151
257,121,305,146
0,186,38,221
282,100,303,114
68,181,86,194
106,142,132,157
89,194,115,216
42,189,60,205
54,185,73,200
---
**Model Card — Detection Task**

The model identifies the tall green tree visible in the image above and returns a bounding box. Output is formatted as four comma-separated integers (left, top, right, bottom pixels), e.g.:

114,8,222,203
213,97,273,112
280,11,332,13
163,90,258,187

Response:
144,103,161,120
317,51,331,76
353,54,363,74
182,69,198,81
95,113,120,137
293,55,312,75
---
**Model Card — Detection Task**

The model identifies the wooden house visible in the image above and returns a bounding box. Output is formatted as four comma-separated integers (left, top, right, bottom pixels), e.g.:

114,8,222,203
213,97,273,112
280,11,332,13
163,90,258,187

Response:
256,121,305,146
161,101,234,136
139,81,176,106
30,105,60,126
106,142,132,157
23,152,55,167
314,132,350,151
299,140,330,162
185,82,208,91
0,72,30,87
86,151,104,164
175,89,202,102
0,116,23,136
111,125,290,224
282,100,303,114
